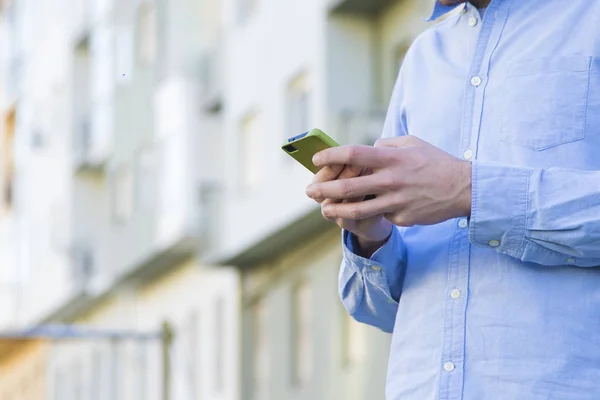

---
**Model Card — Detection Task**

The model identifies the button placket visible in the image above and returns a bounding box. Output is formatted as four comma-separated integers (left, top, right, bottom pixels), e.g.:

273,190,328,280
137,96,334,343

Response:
439,2,510,398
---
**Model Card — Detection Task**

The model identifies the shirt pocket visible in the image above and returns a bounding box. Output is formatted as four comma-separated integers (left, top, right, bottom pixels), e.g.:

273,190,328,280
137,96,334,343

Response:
501,56,591,151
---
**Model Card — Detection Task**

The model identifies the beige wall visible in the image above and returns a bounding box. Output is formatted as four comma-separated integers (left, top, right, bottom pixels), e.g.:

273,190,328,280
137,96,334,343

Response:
0,339,49,400
48,260,240,400
241,227,392,400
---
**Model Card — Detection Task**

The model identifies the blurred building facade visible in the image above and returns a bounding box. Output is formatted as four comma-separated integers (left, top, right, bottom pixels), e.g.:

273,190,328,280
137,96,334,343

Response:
0,0,432,398
0,339,49,400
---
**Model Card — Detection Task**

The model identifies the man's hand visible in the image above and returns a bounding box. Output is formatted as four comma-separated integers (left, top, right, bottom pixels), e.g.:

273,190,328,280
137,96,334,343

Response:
306,136,472,227
309,164,394,254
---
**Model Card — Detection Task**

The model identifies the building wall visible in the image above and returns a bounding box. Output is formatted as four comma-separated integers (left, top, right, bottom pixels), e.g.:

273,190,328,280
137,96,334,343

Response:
241,227,392,400
0,339,49,400
0,0,435,399
47,260,240,400
0,0,74,327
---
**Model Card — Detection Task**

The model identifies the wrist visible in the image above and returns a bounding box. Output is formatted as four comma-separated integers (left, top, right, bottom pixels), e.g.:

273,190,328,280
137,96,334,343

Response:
353,219,393,258
457,160,473,217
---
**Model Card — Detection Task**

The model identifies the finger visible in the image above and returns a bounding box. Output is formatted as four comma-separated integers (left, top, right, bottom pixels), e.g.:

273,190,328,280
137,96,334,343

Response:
312,145,388,169
338,164,363,179
312,164,344,184
307,174,387,201
321,198,338,221
341,167,375,203
310,164,363,202
321,193,394,221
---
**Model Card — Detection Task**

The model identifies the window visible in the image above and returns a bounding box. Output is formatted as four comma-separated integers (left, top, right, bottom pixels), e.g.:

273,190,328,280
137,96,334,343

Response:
135,144,155,210
53,369,66,400
291,279,312,386
90,351,104,400
252,298,269,398
342,308,367,367
115,26,134,84
137,3,157,65
214,298,225,393
2,108,16,213
237,0,258,24
285,72,310,145
72,361,83,400
239,112,262,192
113,165,133,223
185,312,200,399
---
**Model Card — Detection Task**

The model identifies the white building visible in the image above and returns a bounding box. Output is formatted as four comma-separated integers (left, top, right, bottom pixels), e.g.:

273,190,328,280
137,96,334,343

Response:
0,0,433,398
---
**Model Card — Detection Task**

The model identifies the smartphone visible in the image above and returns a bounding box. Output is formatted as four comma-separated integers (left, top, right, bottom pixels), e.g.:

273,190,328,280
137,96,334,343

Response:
282,128,339,174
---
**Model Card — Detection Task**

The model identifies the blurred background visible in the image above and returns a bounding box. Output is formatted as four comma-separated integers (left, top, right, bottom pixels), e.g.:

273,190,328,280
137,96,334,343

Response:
0,0,436,398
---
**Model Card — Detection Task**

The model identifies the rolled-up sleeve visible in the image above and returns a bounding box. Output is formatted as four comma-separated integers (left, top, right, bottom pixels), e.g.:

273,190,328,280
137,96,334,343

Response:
339,227,407,333
469,160,600,267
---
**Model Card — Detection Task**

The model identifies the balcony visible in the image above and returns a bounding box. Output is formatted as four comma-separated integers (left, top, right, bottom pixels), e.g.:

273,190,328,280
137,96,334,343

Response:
328,0,396,16
72,105,113,174
70,242,105,296
198,44,224,114
99,77,224,284
153,77,223,251
4,55,23,103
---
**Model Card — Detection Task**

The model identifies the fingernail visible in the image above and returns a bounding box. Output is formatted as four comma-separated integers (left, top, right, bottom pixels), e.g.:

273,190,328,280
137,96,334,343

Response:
312,154,321,165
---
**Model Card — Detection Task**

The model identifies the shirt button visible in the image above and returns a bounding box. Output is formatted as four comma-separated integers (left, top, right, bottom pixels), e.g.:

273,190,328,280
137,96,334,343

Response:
444,362,455,372
463,149,474,160
450,289,461,299
471,76,482,87
489,239,500,248
468,16,478,27
458,219,468,229
371,265,382,271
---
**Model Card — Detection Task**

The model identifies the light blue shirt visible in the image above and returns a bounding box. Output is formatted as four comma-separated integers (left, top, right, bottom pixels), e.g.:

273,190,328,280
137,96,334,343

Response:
339,1,600,399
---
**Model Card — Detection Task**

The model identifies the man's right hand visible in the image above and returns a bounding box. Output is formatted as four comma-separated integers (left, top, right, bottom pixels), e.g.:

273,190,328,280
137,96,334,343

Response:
308,164,393,257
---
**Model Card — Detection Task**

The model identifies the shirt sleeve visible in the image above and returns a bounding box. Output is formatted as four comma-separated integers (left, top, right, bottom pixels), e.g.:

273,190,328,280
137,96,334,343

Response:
469,160,600,267
339,227,407,333
337,49,411,333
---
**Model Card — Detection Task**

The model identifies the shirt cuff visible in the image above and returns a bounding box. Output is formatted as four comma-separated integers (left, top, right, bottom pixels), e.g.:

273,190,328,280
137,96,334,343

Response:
342,227,403,291
468,160,531,258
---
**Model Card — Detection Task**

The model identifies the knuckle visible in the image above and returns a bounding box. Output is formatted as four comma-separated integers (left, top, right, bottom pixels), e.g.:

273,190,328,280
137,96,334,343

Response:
345,146,360,162
348,206,363,220
340,181,355,197
380,171,399,190
312,187,323,199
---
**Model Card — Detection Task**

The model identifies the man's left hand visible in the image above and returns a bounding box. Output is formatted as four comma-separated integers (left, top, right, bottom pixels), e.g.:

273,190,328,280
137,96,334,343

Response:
305,136,472,227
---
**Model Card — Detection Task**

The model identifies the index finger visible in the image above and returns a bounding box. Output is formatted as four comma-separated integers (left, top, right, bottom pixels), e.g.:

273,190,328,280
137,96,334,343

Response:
312,165,344,184
313,145,388,169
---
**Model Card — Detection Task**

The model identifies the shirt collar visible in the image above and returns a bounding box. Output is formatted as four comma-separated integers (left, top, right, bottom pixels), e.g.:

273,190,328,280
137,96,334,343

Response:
425,1,467,22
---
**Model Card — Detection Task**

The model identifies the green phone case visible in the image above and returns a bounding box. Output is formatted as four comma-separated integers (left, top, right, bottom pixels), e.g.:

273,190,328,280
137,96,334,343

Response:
282,128,340,174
